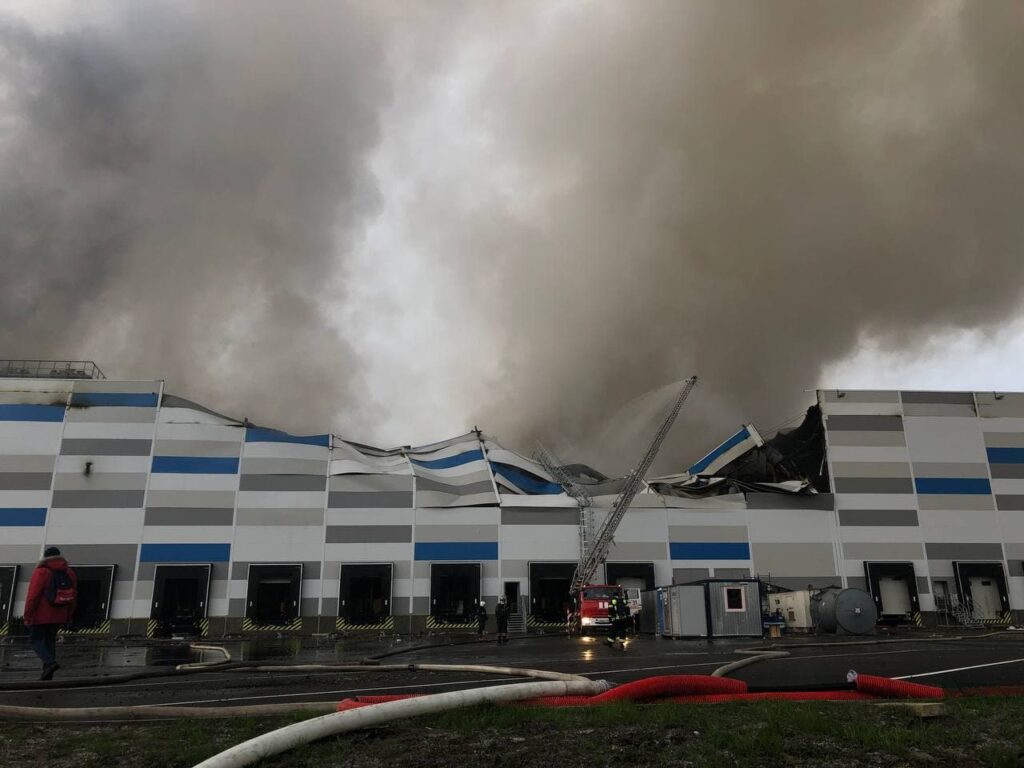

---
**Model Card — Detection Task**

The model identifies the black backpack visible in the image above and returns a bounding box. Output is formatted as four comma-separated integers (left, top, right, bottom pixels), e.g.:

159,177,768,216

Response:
45,568,76,607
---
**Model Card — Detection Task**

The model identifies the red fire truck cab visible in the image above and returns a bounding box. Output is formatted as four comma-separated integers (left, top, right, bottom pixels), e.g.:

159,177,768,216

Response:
569,584,625,636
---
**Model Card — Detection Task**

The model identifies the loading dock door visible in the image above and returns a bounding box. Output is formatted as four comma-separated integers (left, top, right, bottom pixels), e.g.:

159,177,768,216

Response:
605,562,656,592
864,562,919,620
340,563,392,623
246,564,303,626
151,564,212,637
954,561,1010,622
0,566,17,625
529,562,576,622
430,563,480,621
69,565,116,630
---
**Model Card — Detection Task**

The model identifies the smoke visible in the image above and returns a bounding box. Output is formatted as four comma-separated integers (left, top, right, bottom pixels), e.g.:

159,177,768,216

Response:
3,2,1024,472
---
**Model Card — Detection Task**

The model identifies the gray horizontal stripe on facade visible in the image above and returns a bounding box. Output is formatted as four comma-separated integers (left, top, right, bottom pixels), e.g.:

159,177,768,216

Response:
153,440,241,458
913,462,989,478
669,525,748,542
329,474,412,493
45,543,139,580
54,472,149,491
147,490,238,508
838,509,919,526
0,472,52,490
826,415,904,432
996,495,1024,511
673,568,710,583
326,525,412,544
831,461,911,478
745,493,834,510
240,458,327,475
51,489,146,508
901,391,975,405
902,403,977,417
416,491,497,507
843,542,924,560
990,464,1024,479
235,508,324,526
984,432,1024,449
144,508,235,526
0,455,55,473
924,542,1004,560
833,477,914,494
917,495,993,511
416,524,499,542
328,491,414,509
415,477,496,496
821,391,900,404
60,438,152,456
238,474,326,492
66,406,156,423
826,431,906,448
230,561,322,580
501,509,578,525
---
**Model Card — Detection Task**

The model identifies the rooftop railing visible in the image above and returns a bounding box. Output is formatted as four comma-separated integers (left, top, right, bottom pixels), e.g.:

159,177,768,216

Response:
0,360,106,380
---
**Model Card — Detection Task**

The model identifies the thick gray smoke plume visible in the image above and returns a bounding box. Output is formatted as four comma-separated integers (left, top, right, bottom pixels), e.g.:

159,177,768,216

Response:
3,2,1024,472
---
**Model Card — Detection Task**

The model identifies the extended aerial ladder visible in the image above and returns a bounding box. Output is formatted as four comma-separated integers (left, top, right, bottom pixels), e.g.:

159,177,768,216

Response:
534,443,595,564
567,376,698,595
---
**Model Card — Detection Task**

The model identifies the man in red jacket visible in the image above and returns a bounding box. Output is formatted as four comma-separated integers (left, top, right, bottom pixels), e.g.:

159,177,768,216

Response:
23,546,77,680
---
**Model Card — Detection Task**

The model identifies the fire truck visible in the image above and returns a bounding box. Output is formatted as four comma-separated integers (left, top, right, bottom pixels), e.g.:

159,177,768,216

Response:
568,584,624,636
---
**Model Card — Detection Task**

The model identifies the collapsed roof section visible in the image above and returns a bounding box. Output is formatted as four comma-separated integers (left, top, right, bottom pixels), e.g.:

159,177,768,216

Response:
156,389,825,502
649,406,828,498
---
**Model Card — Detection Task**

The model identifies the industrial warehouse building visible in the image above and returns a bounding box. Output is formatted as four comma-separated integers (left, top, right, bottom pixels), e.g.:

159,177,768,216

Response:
1,362,1022,637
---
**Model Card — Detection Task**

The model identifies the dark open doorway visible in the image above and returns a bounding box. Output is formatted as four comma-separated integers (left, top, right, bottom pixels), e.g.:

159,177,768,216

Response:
68,565,116,630
340,563,392,624
0,566,16,627
606,562,656,591
246,564,302,626
150,564,211,637
504,581,521,613
529,562,575,622
430,563,480,621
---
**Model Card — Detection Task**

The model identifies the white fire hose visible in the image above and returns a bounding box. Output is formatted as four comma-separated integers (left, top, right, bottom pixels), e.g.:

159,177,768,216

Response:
192,678,608,768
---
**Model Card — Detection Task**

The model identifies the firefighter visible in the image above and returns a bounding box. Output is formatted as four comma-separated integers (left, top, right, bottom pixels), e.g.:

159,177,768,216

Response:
606,595,622,646
476,599,488,639
616,594,632,644
495,595,510,645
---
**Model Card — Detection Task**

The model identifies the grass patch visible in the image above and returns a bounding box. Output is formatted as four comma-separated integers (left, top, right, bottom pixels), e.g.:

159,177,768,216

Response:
2,698,1023,767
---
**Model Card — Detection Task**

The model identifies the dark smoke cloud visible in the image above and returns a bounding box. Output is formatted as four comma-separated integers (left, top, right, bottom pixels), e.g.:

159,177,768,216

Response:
0,4,389,432
3,2,1024,474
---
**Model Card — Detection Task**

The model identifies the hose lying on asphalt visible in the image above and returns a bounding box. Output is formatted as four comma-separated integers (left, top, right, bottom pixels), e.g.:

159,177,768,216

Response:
192,680,609,768
712,650,790,677
176,644,233,670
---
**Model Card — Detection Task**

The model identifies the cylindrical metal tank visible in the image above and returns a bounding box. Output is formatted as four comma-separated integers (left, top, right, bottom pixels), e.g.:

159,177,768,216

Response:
811,588,877,635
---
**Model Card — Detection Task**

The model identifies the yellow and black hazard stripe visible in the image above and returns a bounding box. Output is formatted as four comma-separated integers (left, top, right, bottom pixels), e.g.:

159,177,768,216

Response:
0,621,7,638
336,616,395,631
241,616,303,633
426,616,476,630
59,620,111,636
526,615,567,629
911,611,924,627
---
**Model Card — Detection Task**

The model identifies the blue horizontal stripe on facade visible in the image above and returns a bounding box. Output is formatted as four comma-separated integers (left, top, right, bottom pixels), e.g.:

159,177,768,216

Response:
914,477,992,495
0,404,66,422
670,542,751,560
987,447,1024,464
0,508,47,526
492,463,563,494
151,456,240,474
411,449,484,470
244,428,330,447
687,427,750,475
139,543,231,562
70,392,159,407
414,542,498,561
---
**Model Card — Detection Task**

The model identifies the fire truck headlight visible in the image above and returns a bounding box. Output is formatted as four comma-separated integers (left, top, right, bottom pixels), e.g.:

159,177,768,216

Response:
581,617,595,626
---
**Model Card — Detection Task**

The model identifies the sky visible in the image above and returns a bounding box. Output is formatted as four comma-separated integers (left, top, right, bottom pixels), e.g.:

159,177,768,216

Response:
3,1,1024,475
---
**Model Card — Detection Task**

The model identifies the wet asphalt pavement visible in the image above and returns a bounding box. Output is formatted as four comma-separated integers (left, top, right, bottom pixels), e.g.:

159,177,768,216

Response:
2,631,1024,708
